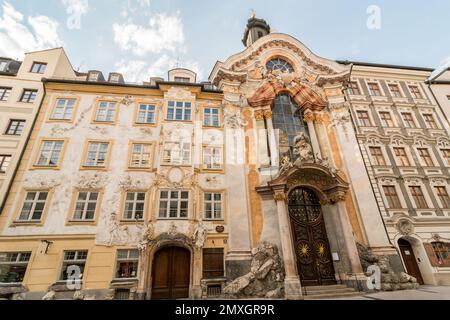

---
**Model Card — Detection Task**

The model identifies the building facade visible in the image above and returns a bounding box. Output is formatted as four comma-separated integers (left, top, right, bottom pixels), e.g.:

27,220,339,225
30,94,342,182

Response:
0,48,82,210
343,62,450,285
0,17,449,300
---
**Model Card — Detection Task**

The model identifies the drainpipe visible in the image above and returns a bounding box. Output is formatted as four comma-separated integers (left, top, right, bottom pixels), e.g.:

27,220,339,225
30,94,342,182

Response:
341,63,395,249
0,78,47,215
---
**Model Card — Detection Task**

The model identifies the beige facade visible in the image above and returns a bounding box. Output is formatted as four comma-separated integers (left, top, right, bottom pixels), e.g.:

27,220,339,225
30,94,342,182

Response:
1,16,450,300
345,62,450,285
0,48,81,209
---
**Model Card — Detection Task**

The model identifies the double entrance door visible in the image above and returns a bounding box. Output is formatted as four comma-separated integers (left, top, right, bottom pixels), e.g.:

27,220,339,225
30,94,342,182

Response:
152,246,191,299
288,187,336,286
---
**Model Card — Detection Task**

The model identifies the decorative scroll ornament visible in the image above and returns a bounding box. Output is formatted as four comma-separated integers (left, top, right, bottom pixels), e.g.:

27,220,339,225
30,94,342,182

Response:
120,96,135,106
396,219,414,236
273,191,287,201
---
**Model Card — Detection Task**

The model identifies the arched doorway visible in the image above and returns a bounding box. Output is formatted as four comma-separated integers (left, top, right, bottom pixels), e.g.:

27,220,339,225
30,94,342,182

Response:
288,187,336,286
151,246,191,299
398,238,424,285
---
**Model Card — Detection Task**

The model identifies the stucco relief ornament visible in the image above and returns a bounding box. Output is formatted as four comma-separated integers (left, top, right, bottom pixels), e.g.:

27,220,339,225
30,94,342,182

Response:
89,126,109,135
119,174,150,191
191,223,208,249
139,127,153,137
278,154,293,176
137,222,155,251
120,96,135,106
223,109,247,129
396,219,414,236
107,213,131,247
205,175,221,188
77,172,108,189
248,60,265,80
293,133,314,164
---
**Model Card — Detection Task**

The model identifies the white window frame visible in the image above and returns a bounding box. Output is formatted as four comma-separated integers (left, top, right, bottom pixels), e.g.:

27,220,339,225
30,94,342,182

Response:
0,87,11,101
203,107,220,127
51,98,76,120
36,140,64,167
203,146,223,170
204,192,223,220
166,101,192,121
59,250,88,281
0,252,31,284
84,142,110,167
95,101,117,122
136,104,156,124
130,143,152,168
17,191,48,222
72,191,99,221
162,140,191,166
122,192,146,221
158,190,189,219
115,249,139,280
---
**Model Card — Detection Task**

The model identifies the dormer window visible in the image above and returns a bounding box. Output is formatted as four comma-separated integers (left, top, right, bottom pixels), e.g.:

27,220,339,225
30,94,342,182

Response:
89,73,99,81
174,77,190,83
30,62,47,74
110,74,120,83
266,58,294,73
0,61,7,72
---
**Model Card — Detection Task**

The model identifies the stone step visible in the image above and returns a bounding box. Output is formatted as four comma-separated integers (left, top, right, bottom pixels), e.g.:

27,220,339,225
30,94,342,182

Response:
304,284,348,291
305,288,357,296
304,291,362,300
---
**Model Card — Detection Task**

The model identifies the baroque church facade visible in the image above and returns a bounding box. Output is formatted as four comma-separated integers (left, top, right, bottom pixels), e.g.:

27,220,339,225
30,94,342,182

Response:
0,16,449,300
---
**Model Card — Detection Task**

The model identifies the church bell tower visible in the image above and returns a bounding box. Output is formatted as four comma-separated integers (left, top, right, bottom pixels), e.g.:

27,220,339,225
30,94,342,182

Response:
242,11,271,47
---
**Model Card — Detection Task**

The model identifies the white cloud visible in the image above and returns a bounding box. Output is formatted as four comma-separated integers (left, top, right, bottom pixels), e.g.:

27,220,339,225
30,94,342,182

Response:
0,1,63,58
115,55,202,83
113,12,184,55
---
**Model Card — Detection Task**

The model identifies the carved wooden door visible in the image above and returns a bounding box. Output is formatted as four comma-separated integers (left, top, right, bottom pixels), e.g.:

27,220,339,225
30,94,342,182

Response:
152,247,191,299
288,188,336,286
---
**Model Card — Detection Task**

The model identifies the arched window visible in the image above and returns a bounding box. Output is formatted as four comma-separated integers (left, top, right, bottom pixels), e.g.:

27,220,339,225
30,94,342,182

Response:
266,58,294,73
272,94,309,155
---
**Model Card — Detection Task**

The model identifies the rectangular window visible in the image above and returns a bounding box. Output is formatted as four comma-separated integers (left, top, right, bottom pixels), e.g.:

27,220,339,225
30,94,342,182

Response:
174,77,190,83
369,147,386,166
356,110,371,127
5,119,25,136
72,191,99,221
203,248,224,279
204,192,223,220
0,87,12,101
123,192,146,221
95,101,117,122
417,148,434,166
435,186,450,208
60,250,88,281
158,190,189,219
136,104,156,124
383,186,402,209
17,191,48,222
167,101,192,121
36,140,64,167
130,143,152,168
409,186,428,209
379,112,394,127
0,252,31,283
0,61,7,72
115,249,139,279
432,242,450,263
409,85,423,99
0,155,11,173
203,146,222,170
30,62,47,74
203,108,220,127
347,81,361,95
402,113,417,128
393,147,410,167
84,142,110,167
20,89,37,103
441,149,450,166
368,82,382,96
388,84,402,97
162,141,191,165
51,98,76,120
423,114,438,129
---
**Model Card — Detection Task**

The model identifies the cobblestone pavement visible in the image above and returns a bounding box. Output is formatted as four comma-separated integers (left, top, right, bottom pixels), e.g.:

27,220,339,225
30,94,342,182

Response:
324,286,450,300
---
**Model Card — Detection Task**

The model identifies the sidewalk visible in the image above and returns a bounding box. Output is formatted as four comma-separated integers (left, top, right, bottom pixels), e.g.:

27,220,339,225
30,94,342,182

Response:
324,286,450,300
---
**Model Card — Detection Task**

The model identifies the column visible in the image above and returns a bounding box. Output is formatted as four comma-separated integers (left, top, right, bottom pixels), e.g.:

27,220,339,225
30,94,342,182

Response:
255,110,270,167
273,187,303,300
264,109,279,167
190,247,202,299
136,249,150,300
304,110,322,159
314,113,334,164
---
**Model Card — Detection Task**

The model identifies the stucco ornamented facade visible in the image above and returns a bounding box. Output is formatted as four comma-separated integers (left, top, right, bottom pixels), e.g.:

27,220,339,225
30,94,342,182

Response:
0,16,449,300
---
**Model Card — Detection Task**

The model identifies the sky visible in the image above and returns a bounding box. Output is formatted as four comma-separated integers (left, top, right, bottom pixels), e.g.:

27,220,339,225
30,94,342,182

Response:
0,0,449,83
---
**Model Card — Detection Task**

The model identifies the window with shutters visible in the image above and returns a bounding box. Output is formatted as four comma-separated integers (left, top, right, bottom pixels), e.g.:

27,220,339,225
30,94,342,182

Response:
203,248,224,279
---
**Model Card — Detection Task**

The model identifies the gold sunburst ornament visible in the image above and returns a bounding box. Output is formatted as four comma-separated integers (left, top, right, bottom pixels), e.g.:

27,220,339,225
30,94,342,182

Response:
317,243,326,257
298,243,310,257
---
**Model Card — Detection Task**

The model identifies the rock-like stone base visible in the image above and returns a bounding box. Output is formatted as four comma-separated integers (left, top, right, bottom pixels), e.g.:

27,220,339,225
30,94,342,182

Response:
357,243,419,291
225,257,252,281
